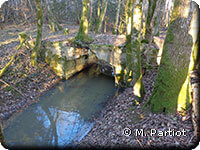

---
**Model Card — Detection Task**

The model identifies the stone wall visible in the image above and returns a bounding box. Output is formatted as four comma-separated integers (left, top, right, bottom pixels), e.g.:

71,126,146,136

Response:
40,39,126,83
40,40,97,79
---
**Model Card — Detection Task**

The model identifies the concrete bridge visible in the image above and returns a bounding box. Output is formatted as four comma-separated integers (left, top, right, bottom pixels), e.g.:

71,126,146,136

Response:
39,34,127,85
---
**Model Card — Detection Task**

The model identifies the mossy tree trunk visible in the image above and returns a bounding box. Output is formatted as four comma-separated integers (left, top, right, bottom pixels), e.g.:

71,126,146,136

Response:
75,0,90,42
113,0,121,34
95,0,108,33
31,0,43,67
125,0,134,87
147,0,199,113
145,0,157,39
132,0,142,34
122,0,144,100
132,0,144,99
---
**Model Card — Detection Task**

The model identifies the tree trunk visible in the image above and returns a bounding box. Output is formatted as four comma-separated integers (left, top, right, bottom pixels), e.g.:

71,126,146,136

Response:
89,0,93,30
140,0,149,39
31,0,43,67
132,0,143,33
113,0,121,34
97,0,101,18
122,0,144,99
154,0,165,36
75,0,81,24
144,0,162,55
189,5,200,136
117,0,129,34
145,0,157,39
95,0,108,33
191,70,200,137
75,0,90,42
125,0,134,86
148,0,199,113
0,120,5,146
46,0,63,32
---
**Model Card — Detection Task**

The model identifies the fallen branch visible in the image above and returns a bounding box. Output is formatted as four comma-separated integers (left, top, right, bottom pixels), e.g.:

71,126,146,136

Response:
0,79,25,98
0,55,15,78
0,35,27,78
133,132,143,148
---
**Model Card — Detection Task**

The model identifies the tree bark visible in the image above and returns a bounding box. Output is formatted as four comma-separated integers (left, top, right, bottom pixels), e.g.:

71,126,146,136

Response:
97,0,101,18
189,5,200,136
191,70,200,137
140,0,149,39
31,0,43,67
148,0,199,113
145,0,157,39
95,0,108,33
89,0,93,30
113,0,121,34
144,0,162,55
46,0,63,32
75,0,90,42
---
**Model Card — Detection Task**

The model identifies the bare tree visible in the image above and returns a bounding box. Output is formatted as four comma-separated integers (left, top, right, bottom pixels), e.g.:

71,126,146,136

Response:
31,0,43,67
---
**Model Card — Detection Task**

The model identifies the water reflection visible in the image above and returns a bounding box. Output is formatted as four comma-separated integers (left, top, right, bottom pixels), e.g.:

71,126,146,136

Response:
3,65,116,148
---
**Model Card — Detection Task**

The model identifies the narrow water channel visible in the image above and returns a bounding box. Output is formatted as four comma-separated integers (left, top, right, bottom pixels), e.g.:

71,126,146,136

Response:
3,65,116,148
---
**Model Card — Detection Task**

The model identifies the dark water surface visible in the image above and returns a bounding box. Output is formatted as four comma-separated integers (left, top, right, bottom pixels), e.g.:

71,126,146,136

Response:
3,66,116,148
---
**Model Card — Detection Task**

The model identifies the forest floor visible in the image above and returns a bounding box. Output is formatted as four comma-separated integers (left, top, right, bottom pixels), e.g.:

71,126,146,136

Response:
0,24,197,148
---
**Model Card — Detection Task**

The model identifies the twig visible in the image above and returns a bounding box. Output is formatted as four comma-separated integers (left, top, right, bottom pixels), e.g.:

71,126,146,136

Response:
0,79,25,98
133,132,143,148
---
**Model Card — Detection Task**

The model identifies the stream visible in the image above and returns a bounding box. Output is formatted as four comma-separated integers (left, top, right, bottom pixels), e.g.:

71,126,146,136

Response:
3,65,116,148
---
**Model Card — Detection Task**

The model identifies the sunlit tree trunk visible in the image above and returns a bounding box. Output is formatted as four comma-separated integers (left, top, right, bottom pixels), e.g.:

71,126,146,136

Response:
113,0,121,34
140,0,149,39
191,60,200,137
125,0,134,87
118,0,129,34
89,0,93,30
147,0,199,113
125,0,134,86
97,0,101,18
122,0,144,99
95,0,108,33
75,0,90,41
132,0,143,34
31,0,43,67
189,5,200,136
